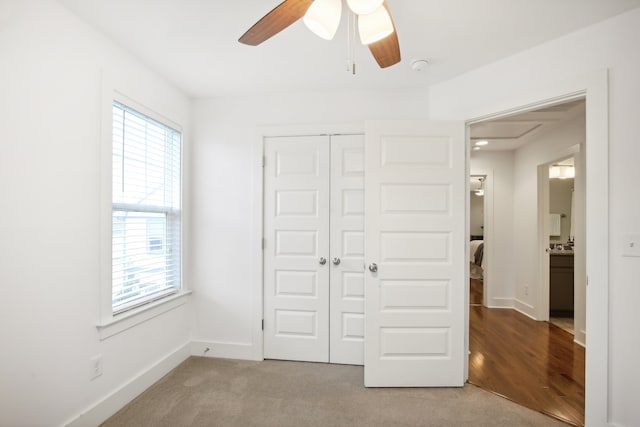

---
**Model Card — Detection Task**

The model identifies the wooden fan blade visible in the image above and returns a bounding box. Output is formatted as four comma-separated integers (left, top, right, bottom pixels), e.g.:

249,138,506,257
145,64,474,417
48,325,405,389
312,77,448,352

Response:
368,2,401,68
239,0,313,46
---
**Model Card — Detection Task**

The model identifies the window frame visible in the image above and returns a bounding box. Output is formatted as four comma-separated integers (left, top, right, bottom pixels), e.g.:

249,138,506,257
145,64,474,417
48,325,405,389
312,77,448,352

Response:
97,88,190,340
111,101,182,314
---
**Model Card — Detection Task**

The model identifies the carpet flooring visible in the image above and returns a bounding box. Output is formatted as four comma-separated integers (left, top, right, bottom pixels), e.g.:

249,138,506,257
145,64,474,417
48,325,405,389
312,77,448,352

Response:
102,357,567,427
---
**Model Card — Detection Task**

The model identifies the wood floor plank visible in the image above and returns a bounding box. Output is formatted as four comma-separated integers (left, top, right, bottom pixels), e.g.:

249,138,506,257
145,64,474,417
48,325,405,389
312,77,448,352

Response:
470,278,483,305
468,279,585,426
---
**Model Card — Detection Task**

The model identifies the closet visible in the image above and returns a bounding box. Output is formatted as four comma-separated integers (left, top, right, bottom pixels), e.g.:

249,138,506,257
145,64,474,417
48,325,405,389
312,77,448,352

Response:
260,120,466,385
263,134,364,365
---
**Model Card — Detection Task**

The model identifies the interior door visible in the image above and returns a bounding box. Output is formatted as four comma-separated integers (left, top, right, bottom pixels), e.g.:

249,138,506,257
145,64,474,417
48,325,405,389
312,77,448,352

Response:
263,135,330,363
330,135,365,365
364,121,466,386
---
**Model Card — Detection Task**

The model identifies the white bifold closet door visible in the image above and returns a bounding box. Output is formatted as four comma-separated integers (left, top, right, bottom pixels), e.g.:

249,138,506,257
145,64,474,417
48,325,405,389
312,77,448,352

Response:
330,135,365,365
263,134,364,365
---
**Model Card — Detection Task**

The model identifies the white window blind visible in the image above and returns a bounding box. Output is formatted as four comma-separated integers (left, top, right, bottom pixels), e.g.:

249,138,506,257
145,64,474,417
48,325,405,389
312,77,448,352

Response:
112,101,181,314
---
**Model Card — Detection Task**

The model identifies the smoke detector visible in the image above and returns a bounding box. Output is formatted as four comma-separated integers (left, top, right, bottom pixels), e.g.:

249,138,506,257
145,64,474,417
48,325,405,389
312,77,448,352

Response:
410,59,429,71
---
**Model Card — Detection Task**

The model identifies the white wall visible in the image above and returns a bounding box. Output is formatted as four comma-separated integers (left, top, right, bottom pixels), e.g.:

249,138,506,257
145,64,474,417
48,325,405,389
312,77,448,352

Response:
0,1,192,425
190,89,430,355
429,8,639,425
470,151,515,307
511,117,585,320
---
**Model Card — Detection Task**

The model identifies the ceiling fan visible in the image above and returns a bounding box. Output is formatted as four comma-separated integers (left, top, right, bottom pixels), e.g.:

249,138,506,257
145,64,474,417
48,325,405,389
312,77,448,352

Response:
238,0,401,69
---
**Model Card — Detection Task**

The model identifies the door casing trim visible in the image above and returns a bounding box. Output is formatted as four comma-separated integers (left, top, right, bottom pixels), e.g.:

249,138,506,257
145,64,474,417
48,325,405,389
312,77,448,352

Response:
458,70,608,425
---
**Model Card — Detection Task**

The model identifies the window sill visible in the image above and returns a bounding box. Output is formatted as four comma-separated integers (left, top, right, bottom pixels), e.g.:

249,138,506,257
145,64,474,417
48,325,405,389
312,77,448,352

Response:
97,290,192,340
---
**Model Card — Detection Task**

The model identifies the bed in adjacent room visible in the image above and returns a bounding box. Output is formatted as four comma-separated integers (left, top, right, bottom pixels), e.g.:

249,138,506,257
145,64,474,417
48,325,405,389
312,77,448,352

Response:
470,238,485,280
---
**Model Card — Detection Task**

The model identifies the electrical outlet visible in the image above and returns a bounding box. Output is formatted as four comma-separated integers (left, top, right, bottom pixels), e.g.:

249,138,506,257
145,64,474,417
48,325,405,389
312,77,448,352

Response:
90,355,103,380
524,284,529,296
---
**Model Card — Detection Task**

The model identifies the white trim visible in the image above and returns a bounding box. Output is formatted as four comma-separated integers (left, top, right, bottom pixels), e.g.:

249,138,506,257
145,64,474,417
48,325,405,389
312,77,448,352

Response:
255,122,364,138
537,143,582,322
464,134,470,383
251,130,265,360
513,299,537,320
100,71,115,325
487,297,515,309
251,122,365,361
190,340,259,361
97,290,191,340
584,71,609,427
99,70,189,334
454,70,609,426
575,330,586,348
464,92,587,127
537,163,551,322
251,127,265,362
64,342,190,427
112,92,182,133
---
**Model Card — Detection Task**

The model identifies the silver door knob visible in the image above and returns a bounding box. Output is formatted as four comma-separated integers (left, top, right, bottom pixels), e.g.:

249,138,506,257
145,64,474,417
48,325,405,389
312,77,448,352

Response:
332,257,341,265
368,263,378,273
319,257,327,265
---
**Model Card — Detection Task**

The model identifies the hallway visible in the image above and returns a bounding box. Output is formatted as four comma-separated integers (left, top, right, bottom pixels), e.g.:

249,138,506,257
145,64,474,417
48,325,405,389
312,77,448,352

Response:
468,279,585,426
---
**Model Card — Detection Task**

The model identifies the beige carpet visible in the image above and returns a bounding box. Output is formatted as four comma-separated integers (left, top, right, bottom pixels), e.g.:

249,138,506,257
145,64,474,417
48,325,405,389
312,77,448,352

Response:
102,357,567,427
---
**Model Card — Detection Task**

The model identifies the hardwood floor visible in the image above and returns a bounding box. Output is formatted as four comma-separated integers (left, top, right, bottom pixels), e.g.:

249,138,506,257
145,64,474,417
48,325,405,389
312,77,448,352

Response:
468,279,585,426
470,277,483,305
549,316,575,334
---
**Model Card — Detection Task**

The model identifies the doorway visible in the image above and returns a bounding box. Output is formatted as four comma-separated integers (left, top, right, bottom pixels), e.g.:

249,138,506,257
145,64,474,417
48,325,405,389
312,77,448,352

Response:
544,156,581,338
467,98,587,425
469,175,486,304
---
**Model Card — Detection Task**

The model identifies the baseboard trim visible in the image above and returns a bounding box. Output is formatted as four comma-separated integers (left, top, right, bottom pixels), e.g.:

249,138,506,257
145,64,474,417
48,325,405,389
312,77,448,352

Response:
190,340,260,361
574,329,586,347
65,341,190,427
487,297,514,309
513,299,537,320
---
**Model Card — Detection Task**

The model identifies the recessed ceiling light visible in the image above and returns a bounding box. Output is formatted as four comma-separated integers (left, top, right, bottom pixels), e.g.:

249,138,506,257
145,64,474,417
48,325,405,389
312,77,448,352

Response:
475,140,489,146
473,146,481,151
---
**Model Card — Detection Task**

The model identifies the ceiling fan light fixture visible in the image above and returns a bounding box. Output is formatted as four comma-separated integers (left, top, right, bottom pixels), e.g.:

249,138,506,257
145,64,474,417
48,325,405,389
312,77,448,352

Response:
239,0,401,69
346,0,384,15
303,0,342,40
358,5,394,45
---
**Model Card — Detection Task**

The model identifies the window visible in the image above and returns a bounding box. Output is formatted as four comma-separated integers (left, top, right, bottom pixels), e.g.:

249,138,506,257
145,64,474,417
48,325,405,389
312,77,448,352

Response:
111,101,181,314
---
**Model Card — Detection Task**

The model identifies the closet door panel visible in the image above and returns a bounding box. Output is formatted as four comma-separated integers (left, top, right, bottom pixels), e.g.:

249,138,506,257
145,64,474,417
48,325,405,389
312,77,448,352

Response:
263,136,330,363
330,135,365,365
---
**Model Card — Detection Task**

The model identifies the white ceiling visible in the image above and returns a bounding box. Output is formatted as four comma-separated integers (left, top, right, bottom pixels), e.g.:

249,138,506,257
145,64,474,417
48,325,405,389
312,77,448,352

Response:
470,99,586,151
58,0,640,98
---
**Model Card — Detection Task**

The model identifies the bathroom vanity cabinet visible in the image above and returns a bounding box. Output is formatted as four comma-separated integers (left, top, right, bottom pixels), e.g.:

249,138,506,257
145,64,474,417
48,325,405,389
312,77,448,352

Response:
549,253,574,314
